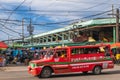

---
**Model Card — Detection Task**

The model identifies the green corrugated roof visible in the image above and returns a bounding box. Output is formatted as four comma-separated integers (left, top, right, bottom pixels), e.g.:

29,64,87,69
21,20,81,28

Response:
25,18,120,40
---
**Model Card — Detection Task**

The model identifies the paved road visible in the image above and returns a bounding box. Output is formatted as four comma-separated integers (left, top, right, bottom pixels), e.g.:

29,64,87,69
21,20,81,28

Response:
0,65,120,80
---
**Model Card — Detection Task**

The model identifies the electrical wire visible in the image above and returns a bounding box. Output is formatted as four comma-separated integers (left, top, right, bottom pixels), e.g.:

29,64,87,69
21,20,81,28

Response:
0,5,9,10
0,20,22,26
56,0,120,5
0,22,21,34
0,0,27,35
0,10,112,26
81,0,110,11
0,29,16,37
32,10,112,26
4,0,27,24
81,10,112,19
0,9,112,12
0,18,22,22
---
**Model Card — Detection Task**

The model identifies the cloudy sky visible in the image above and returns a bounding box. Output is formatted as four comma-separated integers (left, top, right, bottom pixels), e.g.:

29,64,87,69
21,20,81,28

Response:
0,0,120,41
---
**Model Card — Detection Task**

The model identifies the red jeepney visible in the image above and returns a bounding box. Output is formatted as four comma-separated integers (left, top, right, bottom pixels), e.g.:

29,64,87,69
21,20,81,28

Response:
28,44,114,78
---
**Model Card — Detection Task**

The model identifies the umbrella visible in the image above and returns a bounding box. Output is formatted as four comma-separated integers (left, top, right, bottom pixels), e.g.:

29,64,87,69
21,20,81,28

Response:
110,43,120,48
0,41,8,49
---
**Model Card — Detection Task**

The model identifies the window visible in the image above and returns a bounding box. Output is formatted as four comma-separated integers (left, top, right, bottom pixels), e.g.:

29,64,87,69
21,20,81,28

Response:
71,47,101,55
71,48,85,55
55,49,67,58
84,47,100,54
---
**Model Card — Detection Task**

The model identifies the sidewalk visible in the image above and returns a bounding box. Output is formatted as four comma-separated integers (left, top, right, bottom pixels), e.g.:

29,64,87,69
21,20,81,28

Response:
0,63,28,72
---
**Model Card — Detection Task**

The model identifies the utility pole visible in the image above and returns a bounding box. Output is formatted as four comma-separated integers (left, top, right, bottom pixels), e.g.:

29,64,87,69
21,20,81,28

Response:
112,4,115,17
27,18,34,46
22,18,24,43
116,8,119,42
8,35,9,45
108,8,119,43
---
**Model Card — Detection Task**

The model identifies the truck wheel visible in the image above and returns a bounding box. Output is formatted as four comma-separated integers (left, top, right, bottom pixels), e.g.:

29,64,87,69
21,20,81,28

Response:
40,67,52,78
93,66,101,75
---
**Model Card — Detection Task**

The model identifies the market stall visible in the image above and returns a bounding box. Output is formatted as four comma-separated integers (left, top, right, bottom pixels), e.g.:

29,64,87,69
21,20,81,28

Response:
0,41,8,50
0,41,8,66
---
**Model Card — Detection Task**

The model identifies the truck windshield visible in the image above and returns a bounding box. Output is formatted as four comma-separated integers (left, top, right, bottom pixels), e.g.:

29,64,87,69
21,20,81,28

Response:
39,49,54,59
44,50,54,59
39,50,47,59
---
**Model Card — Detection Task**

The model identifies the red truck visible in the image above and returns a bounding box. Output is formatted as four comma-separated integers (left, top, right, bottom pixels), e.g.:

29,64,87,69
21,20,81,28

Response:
28,44,114,78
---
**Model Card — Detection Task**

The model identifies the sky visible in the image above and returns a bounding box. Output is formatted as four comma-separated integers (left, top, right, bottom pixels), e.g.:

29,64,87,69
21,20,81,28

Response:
0,0,120,41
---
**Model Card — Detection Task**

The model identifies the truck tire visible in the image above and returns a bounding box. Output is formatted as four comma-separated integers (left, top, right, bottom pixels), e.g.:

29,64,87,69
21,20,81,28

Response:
40,67,52,78
92,66,101,75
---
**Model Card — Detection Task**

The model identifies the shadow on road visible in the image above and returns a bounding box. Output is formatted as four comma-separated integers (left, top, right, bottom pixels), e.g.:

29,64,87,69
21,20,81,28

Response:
102,70,120,75
48,70,120,79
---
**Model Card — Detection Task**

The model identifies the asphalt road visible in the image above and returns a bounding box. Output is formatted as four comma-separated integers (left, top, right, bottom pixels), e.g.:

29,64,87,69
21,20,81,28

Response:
0,66,120,80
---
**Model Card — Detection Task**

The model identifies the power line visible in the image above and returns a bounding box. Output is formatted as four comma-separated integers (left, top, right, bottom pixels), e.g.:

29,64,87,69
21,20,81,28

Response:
81,10,112,19
0,20,22,26
1,10,111,17
0,9,112,26
0,9,112,28
0,10,112,26
0,29,16,37
0,8,113,18
0,18,22,22
56,0,100,3
81,0,110,11
32,10,112,26
4,0,27,25
0,18,68,27
0,3,10,10
0,22,21,34
0,0,27,35
56,0,115,12
1,11,109,17
56,0,120,5
0,9,112,12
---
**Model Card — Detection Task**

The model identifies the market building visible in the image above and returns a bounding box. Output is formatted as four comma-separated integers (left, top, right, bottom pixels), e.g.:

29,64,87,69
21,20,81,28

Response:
8,18,120,48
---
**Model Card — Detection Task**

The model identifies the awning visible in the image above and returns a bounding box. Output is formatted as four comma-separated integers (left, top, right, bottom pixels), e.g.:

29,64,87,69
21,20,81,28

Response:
0,41,8,49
